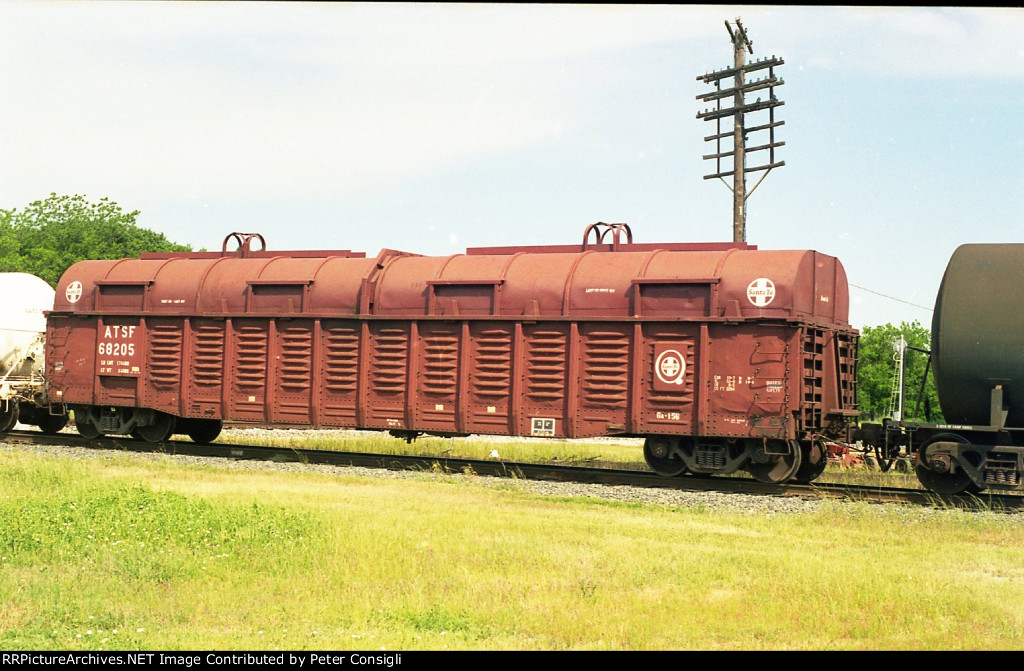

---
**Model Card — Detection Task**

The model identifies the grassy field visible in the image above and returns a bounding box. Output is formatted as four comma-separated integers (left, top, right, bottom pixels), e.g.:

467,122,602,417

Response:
223,428,650,467
2,444,1023,651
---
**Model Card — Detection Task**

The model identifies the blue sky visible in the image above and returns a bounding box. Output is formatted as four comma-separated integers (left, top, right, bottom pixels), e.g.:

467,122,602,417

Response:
1,3,1021,328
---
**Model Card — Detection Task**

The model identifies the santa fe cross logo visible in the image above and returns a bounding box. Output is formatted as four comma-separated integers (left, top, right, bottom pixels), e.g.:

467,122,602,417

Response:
746,278,776,307
65,281,83,304
655,349,686,386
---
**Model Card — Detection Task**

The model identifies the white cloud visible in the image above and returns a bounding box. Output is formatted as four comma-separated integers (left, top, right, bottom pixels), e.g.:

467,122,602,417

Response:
2,3,721,200
0,4,1020,206
759,6,1024,79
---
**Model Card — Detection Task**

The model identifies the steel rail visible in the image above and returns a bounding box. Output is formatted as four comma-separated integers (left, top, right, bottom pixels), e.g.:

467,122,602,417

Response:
2,429,1020,512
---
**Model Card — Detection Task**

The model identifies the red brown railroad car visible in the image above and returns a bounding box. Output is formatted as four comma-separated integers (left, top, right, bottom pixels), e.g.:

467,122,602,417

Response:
45,225,858,483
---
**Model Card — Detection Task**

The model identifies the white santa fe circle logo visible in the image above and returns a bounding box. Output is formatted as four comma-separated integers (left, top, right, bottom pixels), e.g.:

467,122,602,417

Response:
655,349,686,386
65,281,83,304
746,278,776,307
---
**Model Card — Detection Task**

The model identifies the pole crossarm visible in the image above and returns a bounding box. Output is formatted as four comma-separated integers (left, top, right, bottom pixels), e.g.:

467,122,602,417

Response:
695,75,783,101
703,161,785,180
695,18,784,243
703,141,785,161
696,98,784,121
696,57,785,84
703,120,784,142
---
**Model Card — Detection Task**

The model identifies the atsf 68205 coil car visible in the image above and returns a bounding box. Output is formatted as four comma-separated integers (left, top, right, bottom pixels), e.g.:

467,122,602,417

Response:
46,225,858,484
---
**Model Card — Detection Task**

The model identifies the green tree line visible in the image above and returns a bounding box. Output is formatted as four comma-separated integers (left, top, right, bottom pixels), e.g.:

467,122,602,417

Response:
0,193,190,287
856,320,942,423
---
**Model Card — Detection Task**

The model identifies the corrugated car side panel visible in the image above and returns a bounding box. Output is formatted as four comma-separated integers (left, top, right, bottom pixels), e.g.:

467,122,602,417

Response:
45,316,99,406
143,317,183,414
637,324,700,437
364,321,410,430
318,319,360,426
95,316,144,409
272,319,315,424
228,319,270,421
186,318,226,420
703,324,797,440
415,321,460,432
465,322,513,434
519,323,570,438
575,322,632,437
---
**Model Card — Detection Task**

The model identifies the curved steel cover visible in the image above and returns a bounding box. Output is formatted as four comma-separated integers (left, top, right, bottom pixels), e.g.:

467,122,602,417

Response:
52,244,850,327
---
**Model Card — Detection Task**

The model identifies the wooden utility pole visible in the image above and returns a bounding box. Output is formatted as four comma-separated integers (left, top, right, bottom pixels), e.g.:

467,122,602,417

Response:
697,18,785,243
729,20,750,245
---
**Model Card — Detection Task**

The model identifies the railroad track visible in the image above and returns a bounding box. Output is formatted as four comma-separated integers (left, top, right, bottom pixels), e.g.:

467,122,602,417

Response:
3,429,1022,512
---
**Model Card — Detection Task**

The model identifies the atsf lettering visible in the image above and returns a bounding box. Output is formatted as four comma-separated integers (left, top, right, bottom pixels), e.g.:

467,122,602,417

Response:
97,324,141,376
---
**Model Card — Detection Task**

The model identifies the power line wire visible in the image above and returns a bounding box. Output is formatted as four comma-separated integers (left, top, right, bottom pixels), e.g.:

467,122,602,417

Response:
849,283,933,312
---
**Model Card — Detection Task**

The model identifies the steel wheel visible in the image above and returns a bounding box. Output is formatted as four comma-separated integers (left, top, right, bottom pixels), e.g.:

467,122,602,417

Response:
37,410,69,435
0,402,18,433
76,419,101,440
747,439,803,484
186,419,222,444
792,438,828,484
135,413,176,443
915,433,976,496
643,437,688,477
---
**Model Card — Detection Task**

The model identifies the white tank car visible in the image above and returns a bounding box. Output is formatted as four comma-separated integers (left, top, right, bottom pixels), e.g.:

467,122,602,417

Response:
0,272,67,433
